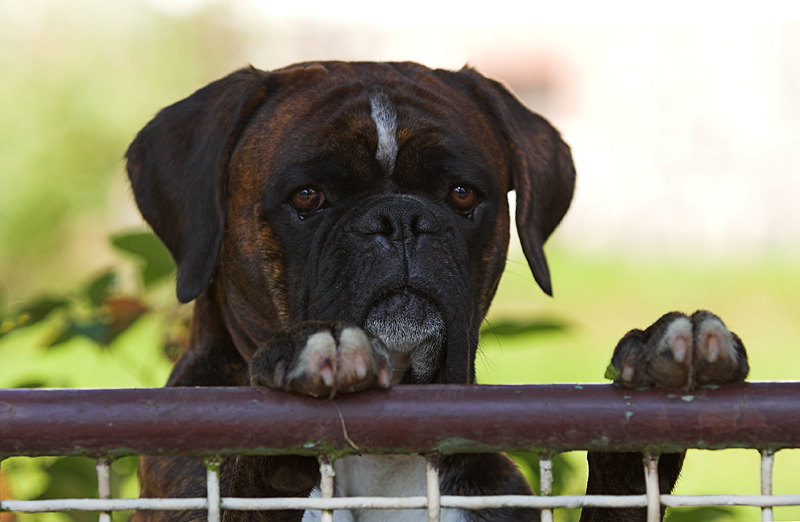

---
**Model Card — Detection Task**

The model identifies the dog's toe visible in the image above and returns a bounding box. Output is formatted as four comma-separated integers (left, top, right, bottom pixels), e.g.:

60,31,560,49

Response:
336,326,391,393
691,310,749,385
646,313,694,389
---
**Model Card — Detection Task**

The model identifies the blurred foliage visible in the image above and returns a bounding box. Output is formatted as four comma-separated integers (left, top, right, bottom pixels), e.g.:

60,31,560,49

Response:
0,230,183,352
481,318,570,338
665,507,735,522
111,232,177,289
0,230,186,522
0,0,246,302
1,456,139,522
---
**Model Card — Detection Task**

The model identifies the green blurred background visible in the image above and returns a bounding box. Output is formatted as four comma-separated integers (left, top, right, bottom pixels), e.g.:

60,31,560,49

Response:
1,2,799,522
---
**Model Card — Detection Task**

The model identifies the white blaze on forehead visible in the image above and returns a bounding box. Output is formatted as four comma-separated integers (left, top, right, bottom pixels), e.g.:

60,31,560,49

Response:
368,89,398,174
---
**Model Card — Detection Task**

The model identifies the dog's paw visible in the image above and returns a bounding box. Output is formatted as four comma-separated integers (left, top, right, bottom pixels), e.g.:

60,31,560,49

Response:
605,310,749,391
249,322,393,397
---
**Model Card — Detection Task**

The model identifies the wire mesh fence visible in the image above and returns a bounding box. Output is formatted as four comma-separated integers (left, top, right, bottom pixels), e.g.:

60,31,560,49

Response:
1,383,799,522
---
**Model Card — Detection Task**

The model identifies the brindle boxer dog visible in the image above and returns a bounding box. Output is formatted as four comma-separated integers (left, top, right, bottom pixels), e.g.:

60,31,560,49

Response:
126,61,748,522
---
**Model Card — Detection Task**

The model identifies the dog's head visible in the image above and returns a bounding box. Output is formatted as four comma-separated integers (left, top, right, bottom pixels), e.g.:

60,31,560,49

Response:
126,62,575,384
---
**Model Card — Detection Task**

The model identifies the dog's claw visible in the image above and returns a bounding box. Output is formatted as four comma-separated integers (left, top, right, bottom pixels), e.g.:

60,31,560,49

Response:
671,336,688,363
273,361,287,388
353,353,368,380
378,366,391,388
705,335,720,362
319,362,335,388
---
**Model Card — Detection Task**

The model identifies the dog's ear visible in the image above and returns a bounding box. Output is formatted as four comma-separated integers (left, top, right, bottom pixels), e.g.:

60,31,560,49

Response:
457,69,576,296
125,67,273,303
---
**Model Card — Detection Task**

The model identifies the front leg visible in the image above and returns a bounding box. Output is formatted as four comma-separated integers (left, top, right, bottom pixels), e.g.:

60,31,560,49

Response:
224,321,393,522
581,311,749,522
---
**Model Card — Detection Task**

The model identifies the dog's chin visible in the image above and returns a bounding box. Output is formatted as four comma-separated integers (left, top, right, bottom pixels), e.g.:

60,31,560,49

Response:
362,289,446,384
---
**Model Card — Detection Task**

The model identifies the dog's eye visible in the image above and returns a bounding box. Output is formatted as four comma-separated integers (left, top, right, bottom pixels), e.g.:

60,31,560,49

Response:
449,186,479,214
291,188,326,216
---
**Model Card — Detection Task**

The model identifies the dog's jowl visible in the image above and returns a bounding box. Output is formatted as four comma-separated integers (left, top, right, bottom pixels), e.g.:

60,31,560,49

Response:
125,61,748,522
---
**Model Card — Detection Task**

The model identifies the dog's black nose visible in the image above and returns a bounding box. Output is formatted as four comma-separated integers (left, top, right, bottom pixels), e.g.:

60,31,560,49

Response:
356,197,439,240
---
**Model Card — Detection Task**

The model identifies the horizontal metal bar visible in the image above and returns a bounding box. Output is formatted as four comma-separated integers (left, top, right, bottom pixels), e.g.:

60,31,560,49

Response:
223,497,428,510
224,495,650,510
662,495,800,508
442,495,648,509
1,498,207,513
5,494,800,513
1,383,799,457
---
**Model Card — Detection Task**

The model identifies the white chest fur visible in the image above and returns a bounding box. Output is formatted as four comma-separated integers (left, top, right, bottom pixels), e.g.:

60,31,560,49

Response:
301,455,466,522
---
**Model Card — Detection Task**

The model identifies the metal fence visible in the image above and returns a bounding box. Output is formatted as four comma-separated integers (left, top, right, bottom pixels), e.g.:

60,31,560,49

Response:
2,382,800,522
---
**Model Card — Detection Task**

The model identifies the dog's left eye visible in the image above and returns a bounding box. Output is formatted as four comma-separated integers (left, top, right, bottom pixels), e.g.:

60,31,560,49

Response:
291,188,326,216
449,186,479,214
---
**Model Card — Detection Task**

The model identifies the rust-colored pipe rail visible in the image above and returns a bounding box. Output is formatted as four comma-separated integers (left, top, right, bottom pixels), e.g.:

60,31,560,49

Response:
1,383,798,458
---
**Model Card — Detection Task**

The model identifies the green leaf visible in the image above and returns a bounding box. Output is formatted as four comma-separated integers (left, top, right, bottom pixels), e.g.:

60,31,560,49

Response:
16,296,70,327
48,298,147,348
604,363,621,381
46,322,80,348
12,377,70,388
73,319,114,346
480,318,570,338
85,271,116,306
47,318,114,348
111,230,176,287
12,379,49,388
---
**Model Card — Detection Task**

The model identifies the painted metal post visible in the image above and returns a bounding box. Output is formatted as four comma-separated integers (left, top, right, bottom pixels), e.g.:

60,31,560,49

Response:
761,449,775,522
644,453,660,522
426,454,441,522
539,454,554,522
96,458,111,522
319,456,335,522
205,457,222,522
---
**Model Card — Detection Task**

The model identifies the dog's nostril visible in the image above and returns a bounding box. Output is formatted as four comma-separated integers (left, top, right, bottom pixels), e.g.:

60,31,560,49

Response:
411,213,434,234
380,216,394,236
358,214,394,235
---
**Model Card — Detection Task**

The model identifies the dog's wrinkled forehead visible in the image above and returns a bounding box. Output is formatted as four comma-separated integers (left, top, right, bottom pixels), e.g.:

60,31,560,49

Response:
239,71,506,204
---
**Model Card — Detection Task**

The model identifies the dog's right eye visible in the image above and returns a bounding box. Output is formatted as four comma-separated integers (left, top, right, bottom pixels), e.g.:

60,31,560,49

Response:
290,188,326,216
448,185,480,216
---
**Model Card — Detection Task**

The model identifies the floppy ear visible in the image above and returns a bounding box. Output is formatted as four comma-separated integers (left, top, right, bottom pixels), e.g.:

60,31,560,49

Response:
459,69,576,296
125,67,272,303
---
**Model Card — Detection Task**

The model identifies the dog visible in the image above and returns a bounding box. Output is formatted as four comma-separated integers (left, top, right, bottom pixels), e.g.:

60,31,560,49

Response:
125,61,749,522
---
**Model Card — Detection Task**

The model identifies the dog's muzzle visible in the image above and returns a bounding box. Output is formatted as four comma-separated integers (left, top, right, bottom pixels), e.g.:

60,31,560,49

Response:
364,289,446,384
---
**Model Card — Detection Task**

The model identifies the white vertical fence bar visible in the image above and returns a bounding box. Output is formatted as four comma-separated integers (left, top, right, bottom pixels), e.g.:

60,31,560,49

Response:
205,457,222,522
644,453,660,522
96,459,111,522
319,456,335,522
426,454,440,522
761,449,775,522
539,454,554,522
